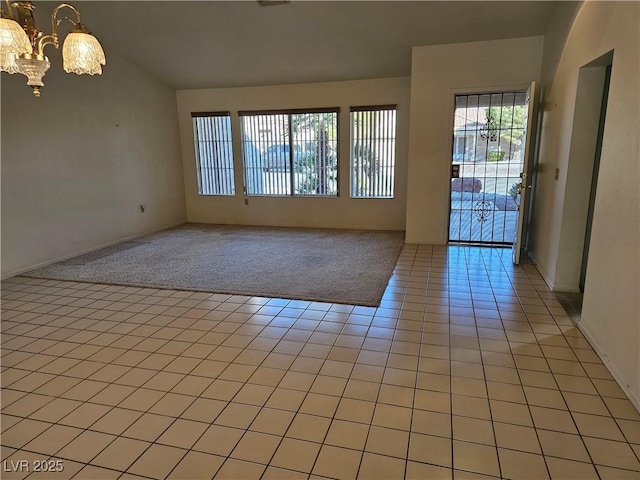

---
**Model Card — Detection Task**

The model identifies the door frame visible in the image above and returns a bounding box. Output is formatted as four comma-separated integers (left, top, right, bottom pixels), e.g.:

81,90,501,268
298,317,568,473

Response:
552,51,614,291
446,84,537,248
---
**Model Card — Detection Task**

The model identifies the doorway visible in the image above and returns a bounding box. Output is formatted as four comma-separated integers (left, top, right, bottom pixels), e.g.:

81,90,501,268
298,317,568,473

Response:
553,50,613,293
449,91,529,245
580,64,612,291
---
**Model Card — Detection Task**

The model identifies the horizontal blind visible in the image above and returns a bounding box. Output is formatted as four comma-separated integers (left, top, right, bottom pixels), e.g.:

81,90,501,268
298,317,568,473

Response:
192,113,235,195
351,106,397,198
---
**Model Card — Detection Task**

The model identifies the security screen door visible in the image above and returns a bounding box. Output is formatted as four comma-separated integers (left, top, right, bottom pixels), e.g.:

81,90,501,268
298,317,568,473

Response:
449,84,535,264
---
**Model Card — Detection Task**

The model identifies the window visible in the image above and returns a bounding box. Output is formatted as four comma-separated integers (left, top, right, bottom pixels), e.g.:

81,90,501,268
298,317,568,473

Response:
239,108,339,196
192,112,235,195
350,105,397,198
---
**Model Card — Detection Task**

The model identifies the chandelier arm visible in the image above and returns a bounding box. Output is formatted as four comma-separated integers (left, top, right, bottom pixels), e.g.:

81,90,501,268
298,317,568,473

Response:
50,3,81,34
34,4,80,55
35,32,55,54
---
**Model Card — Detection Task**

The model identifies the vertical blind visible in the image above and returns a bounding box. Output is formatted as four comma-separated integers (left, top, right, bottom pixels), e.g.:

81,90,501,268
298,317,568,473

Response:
239,108,339,197
350,105,397,198
241,113,291,196
192,112,235,195
191,107,399,200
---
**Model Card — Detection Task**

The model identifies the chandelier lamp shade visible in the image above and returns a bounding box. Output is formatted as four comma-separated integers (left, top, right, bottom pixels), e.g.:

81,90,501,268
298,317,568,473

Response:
0,0,105,97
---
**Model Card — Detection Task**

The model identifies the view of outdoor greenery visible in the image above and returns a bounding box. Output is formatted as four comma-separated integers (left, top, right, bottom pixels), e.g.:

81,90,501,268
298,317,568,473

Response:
193,107,397,199
484,105,527,153
291,112,338,196
351,107,397,198
450,92,529,244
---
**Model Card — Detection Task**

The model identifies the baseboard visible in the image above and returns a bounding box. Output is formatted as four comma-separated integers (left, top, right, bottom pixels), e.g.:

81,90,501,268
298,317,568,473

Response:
2,221,186,280
577,321,640,414
525,254,638,412
187,219,407,234
525,249,555,290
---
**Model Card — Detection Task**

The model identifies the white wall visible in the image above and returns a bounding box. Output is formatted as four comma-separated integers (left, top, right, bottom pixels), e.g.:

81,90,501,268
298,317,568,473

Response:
554,65,607,291
176,78,410,231
529,1,640,408
405,36,544,243
1,48,186,278
539,2,582,91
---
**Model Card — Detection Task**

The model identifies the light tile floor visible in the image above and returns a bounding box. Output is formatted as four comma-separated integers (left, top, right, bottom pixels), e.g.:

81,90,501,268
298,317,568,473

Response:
1,245,639,479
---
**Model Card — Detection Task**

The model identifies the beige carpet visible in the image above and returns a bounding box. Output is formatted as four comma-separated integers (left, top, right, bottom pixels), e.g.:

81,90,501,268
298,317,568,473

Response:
24,224,405,306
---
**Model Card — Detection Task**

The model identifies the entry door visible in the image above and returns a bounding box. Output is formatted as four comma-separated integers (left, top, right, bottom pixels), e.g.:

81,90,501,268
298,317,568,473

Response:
449,88,535,247
512,82,537,264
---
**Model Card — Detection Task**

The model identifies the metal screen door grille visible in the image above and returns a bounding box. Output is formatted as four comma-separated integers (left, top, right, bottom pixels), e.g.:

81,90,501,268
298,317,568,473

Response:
192,113,235,195
449,91,527,244
240,109,338,197
350,106,397,198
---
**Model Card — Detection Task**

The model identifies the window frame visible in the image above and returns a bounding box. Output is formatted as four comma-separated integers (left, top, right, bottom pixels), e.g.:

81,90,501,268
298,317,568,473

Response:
349,104,398,199
191,111,236,196
238,107,340,198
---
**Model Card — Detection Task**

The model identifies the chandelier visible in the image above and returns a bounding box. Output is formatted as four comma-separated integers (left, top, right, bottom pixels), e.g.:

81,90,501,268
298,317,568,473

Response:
0,1,105,97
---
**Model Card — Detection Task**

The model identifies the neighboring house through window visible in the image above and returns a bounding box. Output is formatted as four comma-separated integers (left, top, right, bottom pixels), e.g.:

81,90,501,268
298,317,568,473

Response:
239,108,339,197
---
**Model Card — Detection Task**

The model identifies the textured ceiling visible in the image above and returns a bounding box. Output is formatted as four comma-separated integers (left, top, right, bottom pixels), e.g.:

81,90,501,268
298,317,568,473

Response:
59,1,559,89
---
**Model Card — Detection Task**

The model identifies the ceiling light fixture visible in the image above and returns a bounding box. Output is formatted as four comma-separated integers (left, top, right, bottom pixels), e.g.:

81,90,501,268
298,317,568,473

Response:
0,0,105,97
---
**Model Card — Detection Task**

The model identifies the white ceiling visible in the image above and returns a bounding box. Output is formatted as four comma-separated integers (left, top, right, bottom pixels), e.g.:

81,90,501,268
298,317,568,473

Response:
62,1,560,90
